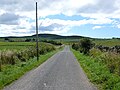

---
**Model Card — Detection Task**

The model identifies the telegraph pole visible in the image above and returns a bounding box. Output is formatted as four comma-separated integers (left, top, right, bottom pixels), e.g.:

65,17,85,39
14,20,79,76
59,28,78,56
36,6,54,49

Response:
36,2,39,61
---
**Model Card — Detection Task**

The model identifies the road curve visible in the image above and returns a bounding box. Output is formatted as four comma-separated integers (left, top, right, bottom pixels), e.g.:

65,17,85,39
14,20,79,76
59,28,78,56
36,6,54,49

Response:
4,46,97,90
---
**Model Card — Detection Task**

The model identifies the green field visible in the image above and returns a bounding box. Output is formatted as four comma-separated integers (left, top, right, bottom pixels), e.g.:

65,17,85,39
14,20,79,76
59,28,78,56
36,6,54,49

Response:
93,39,120,46
0,42,56,66
0,42,35,51
63,38,120,47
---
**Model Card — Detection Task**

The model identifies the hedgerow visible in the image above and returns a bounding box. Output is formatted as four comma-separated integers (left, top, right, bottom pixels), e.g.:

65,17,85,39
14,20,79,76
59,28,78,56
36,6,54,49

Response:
0,43,55,69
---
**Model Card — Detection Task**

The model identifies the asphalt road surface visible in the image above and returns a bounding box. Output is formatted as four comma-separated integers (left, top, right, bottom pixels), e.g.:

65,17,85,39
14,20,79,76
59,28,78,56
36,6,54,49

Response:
4,46,97,90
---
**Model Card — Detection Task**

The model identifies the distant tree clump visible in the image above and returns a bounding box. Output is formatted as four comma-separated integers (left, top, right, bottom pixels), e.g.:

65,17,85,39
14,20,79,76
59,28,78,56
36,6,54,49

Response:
4,38,9,41
42,40,62,45
32,38,35,41
25,39,31,42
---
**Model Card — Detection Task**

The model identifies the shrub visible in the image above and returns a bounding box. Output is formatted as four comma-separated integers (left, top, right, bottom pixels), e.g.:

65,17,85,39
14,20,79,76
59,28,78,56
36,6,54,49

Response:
90,48,103,58
79,38,94,55
72,43,79,50
1,50,16,65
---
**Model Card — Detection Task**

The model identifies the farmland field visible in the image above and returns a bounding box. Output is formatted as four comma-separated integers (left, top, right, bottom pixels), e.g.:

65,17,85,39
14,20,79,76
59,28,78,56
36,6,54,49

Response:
0,42,35,51
0,41,57,66
61,38,120,46
93,39,120,46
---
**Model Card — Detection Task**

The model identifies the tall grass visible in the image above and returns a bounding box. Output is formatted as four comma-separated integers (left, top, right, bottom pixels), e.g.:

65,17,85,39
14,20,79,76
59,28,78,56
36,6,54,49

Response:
90,48,120,76
1,50,16,65
0,43,55,66
72,49,120,90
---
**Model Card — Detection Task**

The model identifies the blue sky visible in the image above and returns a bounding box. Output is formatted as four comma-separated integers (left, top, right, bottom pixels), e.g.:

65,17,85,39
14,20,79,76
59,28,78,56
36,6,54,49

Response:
0,0,120,38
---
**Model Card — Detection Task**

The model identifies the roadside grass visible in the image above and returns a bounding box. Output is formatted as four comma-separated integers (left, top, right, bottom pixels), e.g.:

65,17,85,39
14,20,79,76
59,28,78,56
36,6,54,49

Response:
0,48,62,90
71,49,120,90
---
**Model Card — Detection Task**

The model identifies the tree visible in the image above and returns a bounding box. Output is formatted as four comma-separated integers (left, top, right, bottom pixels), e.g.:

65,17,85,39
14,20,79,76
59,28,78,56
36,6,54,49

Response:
4,37,9,41
79,38,94,55
72,43,79,50
32,38,35,42
25,39,31,42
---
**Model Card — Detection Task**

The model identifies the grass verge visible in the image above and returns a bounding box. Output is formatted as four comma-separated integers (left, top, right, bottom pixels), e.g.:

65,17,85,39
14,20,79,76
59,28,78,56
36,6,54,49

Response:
71,48,120,90
0,48,62,90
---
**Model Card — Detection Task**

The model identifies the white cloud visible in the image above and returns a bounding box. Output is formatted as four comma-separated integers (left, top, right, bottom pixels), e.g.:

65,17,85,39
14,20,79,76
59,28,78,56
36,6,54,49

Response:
0,0,120,37
34,18,114,35
92,26,103,30
39,18,113,27
0,16,115,36
39,27,70,35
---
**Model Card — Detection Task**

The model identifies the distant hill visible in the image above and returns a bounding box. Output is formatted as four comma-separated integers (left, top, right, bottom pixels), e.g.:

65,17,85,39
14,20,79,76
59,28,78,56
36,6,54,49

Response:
32,34,62,39
32,34,87,39
0,34,90,42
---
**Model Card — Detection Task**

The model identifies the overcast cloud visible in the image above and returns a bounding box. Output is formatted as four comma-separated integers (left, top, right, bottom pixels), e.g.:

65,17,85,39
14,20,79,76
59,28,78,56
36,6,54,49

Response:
78,0,118,14
0,13,20,25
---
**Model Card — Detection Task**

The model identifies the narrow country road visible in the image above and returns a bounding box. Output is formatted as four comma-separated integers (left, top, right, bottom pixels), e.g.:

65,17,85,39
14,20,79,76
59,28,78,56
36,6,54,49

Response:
4,46,97,90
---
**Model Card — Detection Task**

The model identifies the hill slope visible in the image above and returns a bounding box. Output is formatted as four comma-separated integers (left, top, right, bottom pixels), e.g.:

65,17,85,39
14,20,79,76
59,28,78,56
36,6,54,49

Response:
32,34,86,39
0,34,86,39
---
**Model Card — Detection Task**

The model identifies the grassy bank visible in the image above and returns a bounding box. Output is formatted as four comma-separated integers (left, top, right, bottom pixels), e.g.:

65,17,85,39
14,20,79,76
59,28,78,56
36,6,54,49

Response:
72,49,120,90
0,47,62,90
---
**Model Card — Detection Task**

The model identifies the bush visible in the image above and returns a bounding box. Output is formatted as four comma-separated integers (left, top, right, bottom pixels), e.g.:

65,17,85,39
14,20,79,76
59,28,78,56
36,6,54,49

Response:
79,38,94,55
90,48,103,58
1,50,16,65
72,43,79,50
